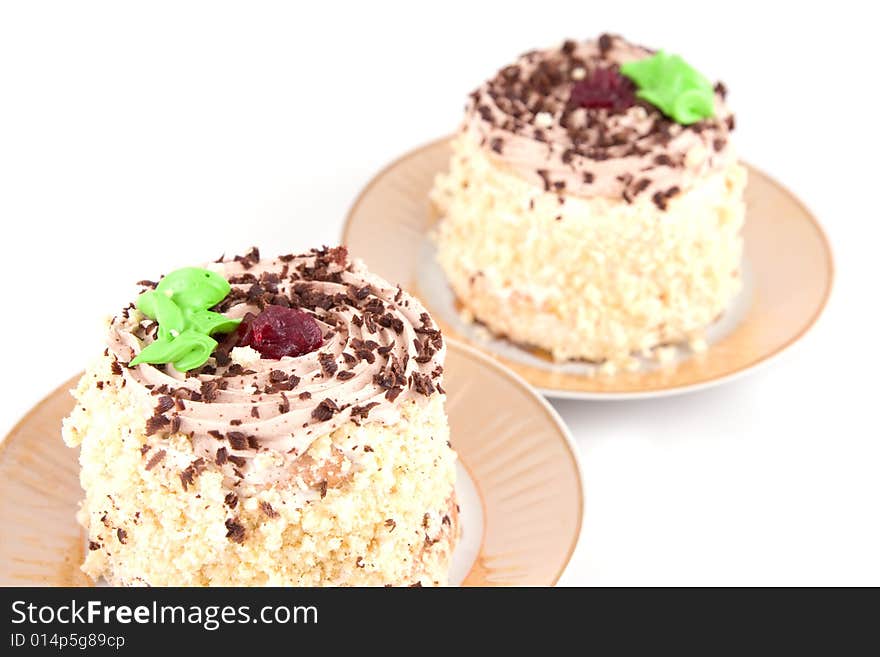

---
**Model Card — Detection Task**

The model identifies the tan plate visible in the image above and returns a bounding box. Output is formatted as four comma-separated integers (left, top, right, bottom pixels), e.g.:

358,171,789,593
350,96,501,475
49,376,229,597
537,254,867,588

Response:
0,341,583,587
343,137,834,399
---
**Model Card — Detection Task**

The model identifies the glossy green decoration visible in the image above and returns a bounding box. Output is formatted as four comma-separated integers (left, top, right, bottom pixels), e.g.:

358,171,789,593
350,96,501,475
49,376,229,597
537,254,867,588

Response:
129,268,241,372
620,51,715,125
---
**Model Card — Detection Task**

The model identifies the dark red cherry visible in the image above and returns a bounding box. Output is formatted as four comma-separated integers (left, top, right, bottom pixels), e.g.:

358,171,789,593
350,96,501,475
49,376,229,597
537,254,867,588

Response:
569,67,636,111
236,305,323,359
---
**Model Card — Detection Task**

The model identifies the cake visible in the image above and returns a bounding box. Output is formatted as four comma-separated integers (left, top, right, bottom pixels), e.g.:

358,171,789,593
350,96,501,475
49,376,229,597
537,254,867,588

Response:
431,34,746,369
62,246,458,586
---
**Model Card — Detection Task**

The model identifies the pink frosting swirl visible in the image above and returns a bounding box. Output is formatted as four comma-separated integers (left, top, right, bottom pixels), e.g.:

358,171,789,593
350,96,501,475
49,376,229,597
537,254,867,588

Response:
107,247,445,486
464,34,737,205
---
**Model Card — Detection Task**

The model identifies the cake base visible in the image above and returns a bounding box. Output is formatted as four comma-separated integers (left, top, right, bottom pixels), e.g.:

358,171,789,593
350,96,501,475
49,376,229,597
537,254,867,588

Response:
63,353,458,587
432,134,747,364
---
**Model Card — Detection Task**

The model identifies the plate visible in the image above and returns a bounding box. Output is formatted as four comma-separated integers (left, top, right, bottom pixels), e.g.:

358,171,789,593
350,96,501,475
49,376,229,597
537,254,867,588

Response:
342,137,834,399
0,341,583,587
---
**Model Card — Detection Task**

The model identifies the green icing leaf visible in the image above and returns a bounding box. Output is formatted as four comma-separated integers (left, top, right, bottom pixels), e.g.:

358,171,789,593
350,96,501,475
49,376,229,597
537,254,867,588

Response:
155,267,232,309
129,331,218,372
188,309,242,336
169,331,219,372
619,51,715,125
128,267,240,372
137,290,185,341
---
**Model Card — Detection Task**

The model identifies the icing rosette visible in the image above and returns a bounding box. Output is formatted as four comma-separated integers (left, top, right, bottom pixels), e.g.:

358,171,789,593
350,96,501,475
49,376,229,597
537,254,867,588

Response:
106,246,445,486
464,33,736,206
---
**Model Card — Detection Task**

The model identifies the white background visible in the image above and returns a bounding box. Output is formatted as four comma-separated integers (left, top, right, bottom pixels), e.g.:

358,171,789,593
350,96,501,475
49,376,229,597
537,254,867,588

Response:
1,1,877,585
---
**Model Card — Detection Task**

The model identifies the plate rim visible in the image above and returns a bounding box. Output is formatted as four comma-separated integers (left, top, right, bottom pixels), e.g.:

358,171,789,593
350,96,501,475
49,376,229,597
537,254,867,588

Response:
0,340,585,587
341,135,835,400
445,338,585,584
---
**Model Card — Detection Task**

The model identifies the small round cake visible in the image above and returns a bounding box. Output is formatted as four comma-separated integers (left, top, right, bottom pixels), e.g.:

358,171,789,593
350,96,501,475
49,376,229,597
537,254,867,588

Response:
431,34,746,368
62,246,458,586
